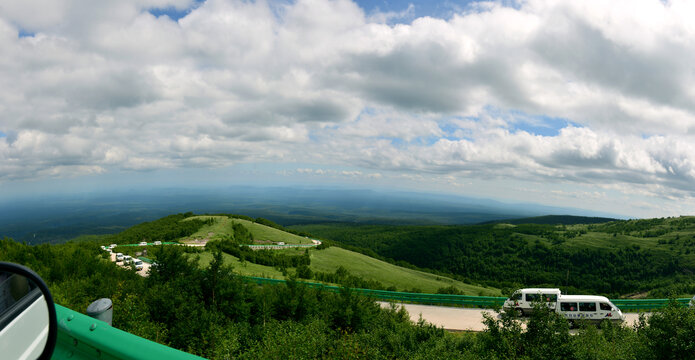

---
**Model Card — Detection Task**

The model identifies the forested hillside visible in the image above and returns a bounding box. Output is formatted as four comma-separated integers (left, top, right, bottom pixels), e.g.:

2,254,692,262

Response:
292,217,695,297
3,221,695,359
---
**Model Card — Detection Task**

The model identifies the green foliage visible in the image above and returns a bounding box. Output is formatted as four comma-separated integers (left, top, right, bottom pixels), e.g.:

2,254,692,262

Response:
294,218,695,296
4,235,695,359
313,265,387,290
636,299,695,360
232,222,253,243
206,239,310,269
106,213,208,244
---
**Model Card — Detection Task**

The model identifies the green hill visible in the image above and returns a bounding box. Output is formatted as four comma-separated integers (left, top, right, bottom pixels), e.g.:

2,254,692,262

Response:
198,246,499,295
183,215,313,245
104,213,498,295
291,217,695,298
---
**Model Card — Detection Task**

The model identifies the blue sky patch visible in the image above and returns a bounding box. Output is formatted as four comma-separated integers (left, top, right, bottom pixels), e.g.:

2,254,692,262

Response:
0,131,6,138
483,106,580,137
354,0,477,23
148,0,205,21
510,113,579,137
18,29,35,38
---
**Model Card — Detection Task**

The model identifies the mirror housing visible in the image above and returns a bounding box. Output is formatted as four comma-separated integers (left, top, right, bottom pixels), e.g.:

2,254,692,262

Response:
0,262,57,360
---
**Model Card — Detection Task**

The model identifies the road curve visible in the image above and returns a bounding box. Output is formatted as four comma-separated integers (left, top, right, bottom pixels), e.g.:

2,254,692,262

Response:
378,302,645,331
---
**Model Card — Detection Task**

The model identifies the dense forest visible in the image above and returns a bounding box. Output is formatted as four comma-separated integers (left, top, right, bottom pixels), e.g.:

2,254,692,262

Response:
3,236,695,359
292,217,695,297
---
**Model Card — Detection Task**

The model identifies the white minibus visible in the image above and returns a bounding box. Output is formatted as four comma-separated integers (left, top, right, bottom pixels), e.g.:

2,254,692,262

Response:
555,295,624,327
504,288,561,315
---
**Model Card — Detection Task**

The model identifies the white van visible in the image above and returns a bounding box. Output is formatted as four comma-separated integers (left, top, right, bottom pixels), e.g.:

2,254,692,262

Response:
139,242,148,246
123,255,132,264
504,288,561,315
556,295,624,326
115,253,124,262
133,259,144,270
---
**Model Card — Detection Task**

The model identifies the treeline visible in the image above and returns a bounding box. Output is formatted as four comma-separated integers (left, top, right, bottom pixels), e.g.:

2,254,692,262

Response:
293,222,691,297
105,213,210,244
3,237,695,359
209,214,314,238
207,239,311,270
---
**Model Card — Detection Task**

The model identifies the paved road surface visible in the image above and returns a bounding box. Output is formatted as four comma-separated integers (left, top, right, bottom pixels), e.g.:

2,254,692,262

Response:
378,302,645,331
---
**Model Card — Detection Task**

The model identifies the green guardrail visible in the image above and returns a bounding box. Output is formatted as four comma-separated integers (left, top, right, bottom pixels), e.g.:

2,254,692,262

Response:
114,242,178,247
52,304,204,360
244,244,317,249
243,276,691,311
138,256,153,264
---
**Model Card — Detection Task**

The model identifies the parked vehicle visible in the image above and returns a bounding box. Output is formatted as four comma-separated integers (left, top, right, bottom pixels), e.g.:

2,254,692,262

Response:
153,241,162,245
115,253,124,262
503,288,561,315
123,255,132,264
133,260,144,270
110,244,117,249
139,242,147,246
556,295,624,327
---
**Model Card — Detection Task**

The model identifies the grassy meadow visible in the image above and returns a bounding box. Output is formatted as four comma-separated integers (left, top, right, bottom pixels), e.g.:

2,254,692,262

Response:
183,215,313,244
197,245,500,295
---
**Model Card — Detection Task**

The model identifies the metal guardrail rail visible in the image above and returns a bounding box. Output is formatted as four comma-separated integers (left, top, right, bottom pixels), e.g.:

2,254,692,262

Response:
52,304,204,360
113,242,178,247
244,276,691,311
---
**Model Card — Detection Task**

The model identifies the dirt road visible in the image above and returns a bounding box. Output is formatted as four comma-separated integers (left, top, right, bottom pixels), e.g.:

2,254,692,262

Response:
378,302,645,331
109,252,151,277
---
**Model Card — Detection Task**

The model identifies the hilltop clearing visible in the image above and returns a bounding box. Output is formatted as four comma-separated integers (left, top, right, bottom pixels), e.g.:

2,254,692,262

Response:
183,215,314,245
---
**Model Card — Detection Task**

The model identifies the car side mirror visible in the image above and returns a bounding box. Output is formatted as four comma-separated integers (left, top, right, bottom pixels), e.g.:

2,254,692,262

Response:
0,262,57,360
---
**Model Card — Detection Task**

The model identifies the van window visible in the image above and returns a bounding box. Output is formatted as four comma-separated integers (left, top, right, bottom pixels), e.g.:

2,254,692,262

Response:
526,294,540,302
510,292,521,301
579,302,597,311
599,303,612,311
560,302,577,311
543,294,558,302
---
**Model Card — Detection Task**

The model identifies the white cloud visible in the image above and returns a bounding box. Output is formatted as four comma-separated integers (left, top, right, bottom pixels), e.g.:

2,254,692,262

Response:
2,0,695,216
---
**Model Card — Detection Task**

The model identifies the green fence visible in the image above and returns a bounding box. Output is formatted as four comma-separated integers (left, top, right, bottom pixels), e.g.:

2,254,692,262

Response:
53,304,204,360
114,242,178,247
244,276,691,311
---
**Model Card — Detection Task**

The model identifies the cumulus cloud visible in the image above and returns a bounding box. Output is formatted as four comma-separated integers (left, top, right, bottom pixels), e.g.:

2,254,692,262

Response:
1,0,695,215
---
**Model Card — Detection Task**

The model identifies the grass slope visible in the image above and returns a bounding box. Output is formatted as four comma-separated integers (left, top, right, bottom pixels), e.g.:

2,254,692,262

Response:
183,216,312,244
197,246,500,296
293,217,695,297
309,247,500,295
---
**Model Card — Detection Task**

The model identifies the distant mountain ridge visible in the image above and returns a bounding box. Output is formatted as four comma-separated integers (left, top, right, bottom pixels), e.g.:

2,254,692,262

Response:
479,215,619,225
0,186,625,244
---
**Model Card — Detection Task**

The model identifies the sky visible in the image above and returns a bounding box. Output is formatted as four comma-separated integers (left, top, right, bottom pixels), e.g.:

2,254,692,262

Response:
1,0,695,218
